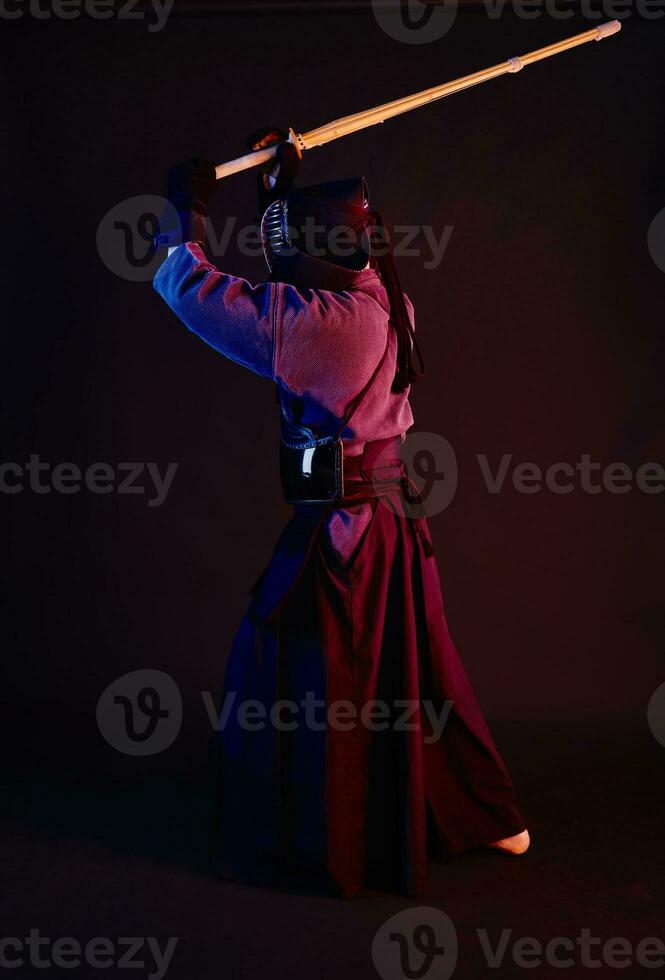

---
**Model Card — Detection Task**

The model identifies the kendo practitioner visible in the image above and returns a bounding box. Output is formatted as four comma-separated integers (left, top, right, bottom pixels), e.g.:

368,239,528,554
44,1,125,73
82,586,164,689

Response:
153,130,530,898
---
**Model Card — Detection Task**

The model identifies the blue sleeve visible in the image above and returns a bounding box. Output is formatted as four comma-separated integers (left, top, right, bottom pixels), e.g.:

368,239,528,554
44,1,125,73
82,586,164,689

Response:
153,243,279,379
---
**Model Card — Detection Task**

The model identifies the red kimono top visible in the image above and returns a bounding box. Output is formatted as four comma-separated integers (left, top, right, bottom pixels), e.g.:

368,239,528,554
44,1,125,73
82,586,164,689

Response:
153,242,415,563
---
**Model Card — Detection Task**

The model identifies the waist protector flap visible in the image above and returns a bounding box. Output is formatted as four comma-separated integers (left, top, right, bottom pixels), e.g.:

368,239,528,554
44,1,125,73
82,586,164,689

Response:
280,435,343,504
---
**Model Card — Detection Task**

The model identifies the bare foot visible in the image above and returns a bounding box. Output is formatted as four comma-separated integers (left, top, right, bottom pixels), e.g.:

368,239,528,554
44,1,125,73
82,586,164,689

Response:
487,829,530,855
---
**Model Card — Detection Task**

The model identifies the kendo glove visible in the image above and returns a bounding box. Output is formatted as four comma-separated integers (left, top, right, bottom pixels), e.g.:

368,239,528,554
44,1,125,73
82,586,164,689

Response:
155,157,218,248
245,127,300,213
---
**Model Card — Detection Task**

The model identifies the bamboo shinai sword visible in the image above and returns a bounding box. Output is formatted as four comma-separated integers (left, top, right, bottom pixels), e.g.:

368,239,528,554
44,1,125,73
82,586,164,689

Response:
214,19,621,181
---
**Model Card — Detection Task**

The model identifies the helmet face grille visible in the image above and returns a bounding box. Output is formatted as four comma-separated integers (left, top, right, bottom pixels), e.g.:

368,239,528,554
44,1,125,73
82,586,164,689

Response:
261,199,291,271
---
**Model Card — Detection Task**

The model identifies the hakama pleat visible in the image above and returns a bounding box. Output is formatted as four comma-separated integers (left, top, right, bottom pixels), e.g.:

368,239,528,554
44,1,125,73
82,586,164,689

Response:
213,498,525,897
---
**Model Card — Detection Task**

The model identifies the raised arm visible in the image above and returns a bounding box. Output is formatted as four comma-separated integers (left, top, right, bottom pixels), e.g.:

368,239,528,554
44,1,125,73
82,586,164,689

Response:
154,243,278,379
151,158,392,415
152,154,291,379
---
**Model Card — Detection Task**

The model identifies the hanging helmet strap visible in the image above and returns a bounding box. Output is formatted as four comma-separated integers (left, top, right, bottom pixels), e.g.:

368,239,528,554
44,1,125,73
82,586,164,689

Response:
368,211,425,392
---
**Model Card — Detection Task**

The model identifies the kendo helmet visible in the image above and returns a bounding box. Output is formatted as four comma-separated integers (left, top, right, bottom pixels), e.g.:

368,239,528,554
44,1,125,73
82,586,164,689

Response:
261,174,424,391
261,177,373,291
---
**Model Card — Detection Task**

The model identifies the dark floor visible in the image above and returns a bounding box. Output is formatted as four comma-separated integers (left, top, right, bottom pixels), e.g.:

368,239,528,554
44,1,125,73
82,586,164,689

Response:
2,711,664,980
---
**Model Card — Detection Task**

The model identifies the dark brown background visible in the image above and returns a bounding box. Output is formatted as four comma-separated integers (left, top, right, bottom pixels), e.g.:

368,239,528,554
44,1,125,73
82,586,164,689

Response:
2,3,665,977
